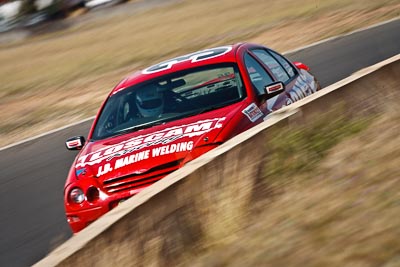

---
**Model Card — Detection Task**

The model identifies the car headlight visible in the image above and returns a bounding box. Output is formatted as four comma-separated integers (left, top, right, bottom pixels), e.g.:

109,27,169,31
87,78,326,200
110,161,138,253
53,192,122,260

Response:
69,188,85,204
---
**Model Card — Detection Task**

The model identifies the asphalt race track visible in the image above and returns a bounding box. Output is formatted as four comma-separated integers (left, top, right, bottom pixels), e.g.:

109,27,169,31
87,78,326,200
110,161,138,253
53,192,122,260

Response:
0,18,399,267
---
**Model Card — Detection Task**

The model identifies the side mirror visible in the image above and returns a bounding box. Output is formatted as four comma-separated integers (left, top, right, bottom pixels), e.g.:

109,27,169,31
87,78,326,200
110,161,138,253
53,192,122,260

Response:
264,81,285,95
65,136,85,150
259,81,285,102
293,61,310,71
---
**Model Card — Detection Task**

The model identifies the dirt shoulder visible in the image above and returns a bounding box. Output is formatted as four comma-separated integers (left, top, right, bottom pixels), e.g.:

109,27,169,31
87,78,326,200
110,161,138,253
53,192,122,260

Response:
0,0,399,147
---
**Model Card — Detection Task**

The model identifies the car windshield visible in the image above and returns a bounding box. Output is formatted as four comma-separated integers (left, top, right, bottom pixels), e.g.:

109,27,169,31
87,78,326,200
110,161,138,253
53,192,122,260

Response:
92,64,245,140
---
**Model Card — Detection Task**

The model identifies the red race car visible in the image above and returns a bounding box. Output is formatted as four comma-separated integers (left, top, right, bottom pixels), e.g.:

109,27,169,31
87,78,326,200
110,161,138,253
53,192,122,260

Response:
64,42,320,233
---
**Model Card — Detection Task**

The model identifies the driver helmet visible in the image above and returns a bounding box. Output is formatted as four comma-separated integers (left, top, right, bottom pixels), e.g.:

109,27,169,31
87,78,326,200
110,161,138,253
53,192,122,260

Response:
136,84,164,118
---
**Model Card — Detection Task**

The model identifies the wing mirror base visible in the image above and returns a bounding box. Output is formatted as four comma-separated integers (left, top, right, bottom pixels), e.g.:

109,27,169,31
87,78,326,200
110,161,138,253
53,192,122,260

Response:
65,136,85,150
258,81,285,102
265,81,285,94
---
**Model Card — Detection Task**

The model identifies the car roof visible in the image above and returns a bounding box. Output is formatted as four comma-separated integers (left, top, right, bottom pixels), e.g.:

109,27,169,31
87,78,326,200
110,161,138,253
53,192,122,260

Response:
111,42,257,94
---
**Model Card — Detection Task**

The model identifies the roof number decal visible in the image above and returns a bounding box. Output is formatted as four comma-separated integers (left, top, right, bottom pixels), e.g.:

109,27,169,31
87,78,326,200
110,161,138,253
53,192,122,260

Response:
142,46,232,74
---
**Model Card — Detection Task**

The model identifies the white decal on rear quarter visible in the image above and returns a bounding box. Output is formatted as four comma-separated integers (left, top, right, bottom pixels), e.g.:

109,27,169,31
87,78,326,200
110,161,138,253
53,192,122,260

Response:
242,103,263,122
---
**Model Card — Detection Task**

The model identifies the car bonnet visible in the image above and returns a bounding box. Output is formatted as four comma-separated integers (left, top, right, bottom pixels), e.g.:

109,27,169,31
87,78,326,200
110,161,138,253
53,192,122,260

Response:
72,102,244,183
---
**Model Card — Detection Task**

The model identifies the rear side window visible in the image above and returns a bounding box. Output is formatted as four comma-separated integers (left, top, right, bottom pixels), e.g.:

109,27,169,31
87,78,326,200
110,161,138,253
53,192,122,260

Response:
244,53,274,95
252,49,290,83
269,50,296,78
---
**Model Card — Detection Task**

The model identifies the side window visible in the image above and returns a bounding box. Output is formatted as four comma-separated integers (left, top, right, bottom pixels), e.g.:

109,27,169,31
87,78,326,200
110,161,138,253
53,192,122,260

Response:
252,49,290,83
269,50,296,78
244,53,274,95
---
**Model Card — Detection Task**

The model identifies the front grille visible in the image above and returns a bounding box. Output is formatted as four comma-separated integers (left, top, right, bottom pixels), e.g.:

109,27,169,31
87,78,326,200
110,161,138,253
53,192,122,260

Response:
103,160,181,194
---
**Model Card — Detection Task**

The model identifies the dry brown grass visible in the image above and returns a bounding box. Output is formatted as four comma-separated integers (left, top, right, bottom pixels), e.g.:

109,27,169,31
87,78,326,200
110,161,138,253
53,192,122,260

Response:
183,105,400,267
1,0,400,147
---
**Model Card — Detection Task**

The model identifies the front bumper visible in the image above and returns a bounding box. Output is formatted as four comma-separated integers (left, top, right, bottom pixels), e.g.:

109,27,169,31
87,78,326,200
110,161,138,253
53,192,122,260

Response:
65,189,134,233
66,206,108,233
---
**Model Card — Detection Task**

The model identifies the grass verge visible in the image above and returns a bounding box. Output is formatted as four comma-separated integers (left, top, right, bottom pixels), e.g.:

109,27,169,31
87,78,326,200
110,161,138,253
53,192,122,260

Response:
184,105,400,267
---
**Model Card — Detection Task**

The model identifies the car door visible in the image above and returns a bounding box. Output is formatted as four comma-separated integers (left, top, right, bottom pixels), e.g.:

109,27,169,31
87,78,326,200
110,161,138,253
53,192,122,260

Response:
248,48,315,112
243,51,288,115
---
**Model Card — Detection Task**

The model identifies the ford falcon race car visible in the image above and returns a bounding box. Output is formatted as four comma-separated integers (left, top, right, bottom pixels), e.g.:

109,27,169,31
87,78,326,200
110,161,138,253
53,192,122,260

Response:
64,42,320,233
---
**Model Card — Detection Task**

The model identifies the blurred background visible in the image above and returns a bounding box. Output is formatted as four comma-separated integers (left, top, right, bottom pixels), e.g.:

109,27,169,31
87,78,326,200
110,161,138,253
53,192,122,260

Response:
0,0,399,147
0,1,399,266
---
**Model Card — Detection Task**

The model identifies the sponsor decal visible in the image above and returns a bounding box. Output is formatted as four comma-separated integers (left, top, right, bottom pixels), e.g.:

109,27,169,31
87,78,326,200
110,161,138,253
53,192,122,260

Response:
142,46,232,74
151,141,193,157
242,103,263,122
285,72,316,106
114,149,150,170
97,149,151,176
96,141,194,177
97,163,113,177
76,168,86,176
77,118,225,168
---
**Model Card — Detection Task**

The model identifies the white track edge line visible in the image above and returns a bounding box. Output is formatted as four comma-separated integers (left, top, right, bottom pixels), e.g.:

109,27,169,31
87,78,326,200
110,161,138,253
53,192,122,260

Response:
283,16,400,54
1,16,399,151
0,116,95,151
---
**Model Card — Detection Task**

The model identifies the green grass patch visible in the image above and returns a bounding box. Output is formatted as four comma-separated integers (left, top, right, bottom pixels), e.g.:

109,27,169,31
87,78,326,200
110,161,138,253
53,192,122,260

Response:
263,109,373,183
185,106,400,267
